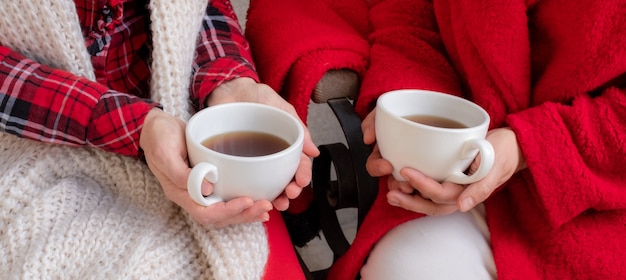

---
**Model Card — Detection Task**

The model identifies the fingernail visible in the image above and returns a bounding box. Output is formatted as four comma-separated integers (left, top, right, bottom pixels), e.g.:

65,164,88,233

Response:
461,197,474,212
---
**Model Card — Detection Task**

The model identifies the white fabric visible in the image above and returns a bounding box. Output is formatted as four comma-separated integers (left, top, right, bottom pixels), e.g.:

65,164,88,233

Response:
360,204,496,280
0,0,269,279
0,0,96,81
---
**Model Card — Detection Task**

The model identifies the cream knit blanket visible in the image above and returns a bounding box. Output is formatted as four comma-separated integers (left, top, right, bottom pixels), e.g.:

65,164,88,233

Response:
0,0,268,279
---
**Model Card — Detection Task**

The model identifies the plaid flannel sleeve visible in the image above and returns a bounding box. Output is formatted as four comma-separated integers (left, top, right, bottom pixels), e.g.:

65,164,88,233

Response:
190,0,260,110
0,46,159,158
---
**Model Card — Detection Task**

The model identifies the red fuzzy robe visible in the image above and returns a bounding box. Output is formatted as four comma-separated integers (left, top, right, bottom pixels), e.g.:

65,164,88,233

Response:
246,0,626,279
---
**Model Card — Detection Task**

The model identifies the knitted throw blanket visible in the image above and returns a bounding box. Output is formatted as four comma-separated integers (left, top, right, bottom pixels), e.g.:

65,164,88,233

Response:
0,0,268,279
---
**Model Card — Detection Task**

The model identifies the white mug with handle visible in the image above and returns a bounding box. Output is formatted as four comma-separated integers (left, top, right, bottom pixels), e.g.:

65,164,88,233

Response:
186,102,304,206
375,89,494,185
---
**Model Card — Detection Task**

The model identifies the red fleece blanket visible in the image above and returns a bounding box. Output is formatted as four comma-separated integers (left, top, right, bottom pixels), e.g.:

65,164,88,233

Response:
246,0,626,279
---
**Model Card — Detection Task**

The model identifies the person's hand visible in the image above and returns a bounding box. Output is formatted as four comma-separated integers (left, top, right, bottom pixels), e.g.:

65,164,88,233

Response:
362,108,526,215
140,108,273,227
455,127,526,211
207,77,320,211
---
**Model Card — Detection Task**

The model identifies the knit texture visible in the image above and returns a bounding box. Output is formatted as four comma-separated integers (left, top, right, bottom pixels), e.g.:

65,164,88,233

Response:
0,0,96,81
0,0,269,278
149,0,207,121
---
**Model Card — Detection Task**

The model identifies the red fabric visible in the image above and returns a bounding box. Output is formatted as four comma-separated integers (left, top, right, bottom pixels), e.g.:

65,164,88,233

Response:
247,0,626,279
245,0,370,122
262,209,306,280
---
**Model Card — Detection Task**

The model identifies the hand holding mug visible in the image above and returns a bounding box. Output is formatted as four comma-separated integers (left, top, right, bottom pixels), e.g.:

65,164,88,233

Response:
379,127,527,215
363,90,525,215
140,108,274,227
207,78,320,210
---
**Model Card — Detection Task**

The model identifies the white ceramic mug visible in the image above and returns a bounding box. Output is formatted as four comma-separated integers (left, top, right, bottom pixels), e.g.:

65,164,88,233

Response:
375,89,494,184
186,102,304,206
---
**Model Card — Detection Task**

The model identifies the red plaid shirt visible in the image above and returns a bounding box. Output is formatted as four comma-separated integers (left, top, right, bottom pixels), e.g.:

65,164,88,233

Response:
0,0,258,157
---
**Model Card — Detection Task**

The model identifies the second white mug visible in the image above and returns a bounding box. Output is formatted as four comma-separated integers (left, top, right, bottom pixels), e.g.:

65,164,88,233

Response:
375,89,494,184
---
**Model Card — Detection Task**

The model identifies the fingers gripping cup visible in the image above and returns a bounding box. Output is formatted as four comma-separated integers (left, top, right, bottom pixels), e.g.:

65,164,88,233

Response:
375,90,495,185
186,103,304,206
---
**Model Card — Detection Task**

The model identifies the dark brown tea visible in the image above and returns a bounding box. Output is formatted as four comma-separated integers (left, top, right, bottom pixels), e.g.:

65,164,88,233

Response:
404,114,467,129
202,131,290,157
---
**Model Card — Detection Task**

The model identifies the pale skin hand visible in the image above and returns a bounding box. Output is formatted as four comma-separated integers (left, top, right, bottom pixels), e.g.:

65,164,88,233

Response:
206,77,320,211
361,109,527,216
140,108,272,227
139,77,319,227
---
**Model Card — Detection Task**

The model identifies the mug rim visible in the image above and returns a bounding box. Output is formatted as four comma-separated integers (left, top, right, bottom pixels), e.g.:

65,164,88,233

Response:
377,89,490,132
186,102,305,161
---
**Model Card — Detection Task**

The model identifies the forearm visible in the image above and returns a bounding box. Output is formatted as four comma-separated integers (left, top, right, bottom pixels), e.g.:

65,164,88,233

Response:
191,0,259,110
0,46,158,157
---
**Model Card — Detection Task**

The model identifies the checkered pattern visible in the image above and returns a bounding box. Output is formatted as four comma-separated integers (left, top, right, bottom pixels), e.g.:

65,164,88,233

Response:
0,0,258,157
192,0,259,106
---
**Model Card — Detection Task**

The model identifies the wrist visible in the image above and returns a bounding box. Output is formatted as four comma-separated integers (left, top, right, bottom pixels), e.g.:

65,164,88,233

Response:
207,77,257,107
504,127,528,172
139,108,162,150
516,155,528,172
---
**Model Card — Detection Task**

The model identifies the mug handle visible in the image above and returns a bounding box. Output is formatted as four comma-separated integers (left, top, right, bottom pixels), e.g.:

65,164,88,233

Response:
187,162,222,206
446,138,495,185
